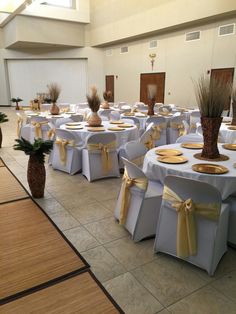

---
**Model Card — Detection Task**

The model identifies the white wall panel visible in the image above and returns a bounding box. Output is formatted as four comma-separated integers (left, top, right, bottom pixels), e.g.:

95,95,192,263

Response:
7,59,88,105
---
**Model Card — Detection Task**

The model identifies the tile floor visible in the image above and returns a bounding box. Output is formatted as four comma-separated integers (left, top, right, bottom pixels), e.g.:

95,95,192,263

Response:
1,108,236,314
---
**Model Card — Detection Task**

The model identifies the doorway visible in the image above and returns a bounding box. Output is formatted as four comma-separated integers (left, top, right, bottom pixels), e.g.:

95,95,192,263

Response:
210,68,234,110
105,75,114,102
140,73,165,104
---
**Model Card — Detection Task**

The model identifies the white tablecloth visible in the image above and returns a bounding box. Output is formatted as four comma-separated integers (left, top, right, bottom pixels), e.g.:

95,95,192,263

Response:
60,121,139,148
220,123,236,144
143,143,236,200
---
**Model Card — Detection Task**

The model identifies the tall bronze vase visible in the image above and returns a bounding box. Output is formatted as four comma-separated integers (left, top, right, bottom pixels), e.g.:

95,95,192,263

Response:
87,112,102,126
147,99,155,116
50,103,60,115
231,101,236,125
201,116,222,159
27,156,46,198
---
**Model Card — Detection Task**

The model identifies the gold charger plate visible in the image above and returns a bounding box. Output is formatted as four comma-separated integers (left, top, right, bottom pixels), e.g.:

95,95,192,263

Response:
192,163,228,174
66,125,83,130
181,143,203,149
228,126,236,130
123,113,134,116
67,111,76,114
109,120,124,124
87,127,105,132
222,144,236,151
118,124,133,128
155,149,183,156
107,127,125,131
27,113,38,116
157,156,188,164
135,114,147,117
65,122,81,126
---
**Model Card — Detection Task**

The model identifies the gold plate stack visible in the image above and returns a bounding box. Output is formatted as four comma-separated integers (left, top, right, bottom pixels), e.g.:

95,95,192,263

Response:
155,149,183,156
109,120,124,124
65,122,81,126
87,127,105,132
66,125,83,130
118,123,133,128
107,127,125,131
192,163,228,174
157,156,188,164
181,143,203,149
123,113,134,116
228,126,236,130
222,144,236,151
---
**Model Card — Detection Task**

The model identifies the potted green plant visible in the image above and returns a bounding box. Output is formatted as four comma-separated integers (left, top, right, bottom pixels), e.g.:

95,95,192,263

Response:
11,97,23,110
0,112,8,148
194,76,231,159
14,138,53,198
87,86,102,126
47,83,61,115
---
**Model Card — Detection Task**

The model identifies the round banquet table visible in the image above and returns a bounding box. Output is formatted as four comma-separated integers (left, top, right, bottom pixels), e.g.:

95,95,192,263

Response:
220,122,236,144
60,121,139,148
143,143,236,200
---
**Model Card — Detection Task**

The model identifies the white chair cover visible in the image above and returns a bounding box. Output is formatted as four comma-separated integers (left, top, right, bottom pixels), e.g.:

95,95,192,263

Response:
122,141,147,168
70,114,83,122
99,109,114,121
51,128,82,175
167,115,186,144
154,175,229,275
110,111,121,121
176,133,203,143
224,196,236,247
82,133,120,182
146,116,167,146
189,110,201,133
29,116,50,143
114,158,163,242
55,118,73,128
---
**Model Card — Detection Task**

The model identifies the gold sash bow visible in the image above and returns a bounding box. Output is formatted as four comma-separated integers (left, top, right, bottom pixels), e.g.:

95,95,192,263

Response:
16,117,23,138
87,141,117,173
163,186,220,257
119,169,148,224
47,128,56,140
31,121,48,138
55,137,75,165
170,122,186,137
144,124,166,150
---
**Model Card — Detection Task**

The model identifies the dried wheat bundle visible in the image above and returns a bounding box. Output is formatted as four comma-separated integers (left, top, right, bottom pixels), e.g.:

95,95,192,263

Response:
47,83,61,103
87,86,101,112
147,84,157,100
194,76,231,117
103,90,112,101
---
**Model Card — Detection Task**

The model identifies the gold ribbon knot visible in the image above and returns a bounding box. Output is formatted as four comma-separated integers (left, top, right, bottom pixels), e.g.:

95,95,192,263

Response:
31,121,48,138
163,186,220,258
87,141,117,173
119,169,148,225
47,128,56,140
170,122,186,137
55,137,75,165
16,117,23,138
144,124,166,150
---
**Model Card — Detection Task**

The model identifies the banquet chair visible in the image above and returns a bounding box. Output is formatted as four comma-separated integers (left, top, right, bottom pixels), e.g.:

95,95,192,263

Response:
110,111,121,121
99,109,114,121
121,116,144,135
16,113,31,141
70,114,83,122
224,196,236,247
82,133,120,182
114,158,163,242
146,116,167,146
51,129,82,175
167,115,186,144
122,141,148,168
140,123,155,149
154,175,229,275
29,116,50,143
189,111,201,133
55,117,73,128
176,133,203,143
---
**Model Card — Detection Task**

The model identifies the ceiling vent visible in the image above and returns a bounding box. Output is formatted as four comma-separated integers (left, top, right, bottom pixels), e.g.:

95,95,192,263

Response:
185,31,201,41
106,49,113,56
218,24,235,36
149,40,157,48
120,46,129,54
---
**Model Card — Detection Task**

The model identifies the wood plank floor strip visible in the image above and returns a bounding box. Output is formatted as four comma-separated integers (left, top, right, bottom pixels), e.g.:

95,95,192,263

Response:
0,167,29,204
0,271,124,314
0,159,5,167
0,198,88,303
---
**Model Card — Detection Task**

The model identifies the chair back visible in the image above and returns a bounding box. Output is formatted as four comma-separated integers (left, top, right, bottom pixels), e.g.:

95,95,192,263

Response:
30,116,48,123
176,133,203,143
140,122,154,144
124,141,147,165
146,116,165,126
55,118,73,128
99,109,113,121
55,128,78,142
122,116,140,128
70,114,83,122
86,132,117,146
190,111,201,130
110,111,121,120
122,157,147,182
120,118,135,124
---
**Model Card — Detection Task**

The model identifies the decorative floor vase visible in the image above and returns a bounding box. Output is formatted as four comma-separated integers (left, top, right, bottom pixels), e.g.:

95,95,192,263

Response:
27,156,46,198
87,112,102,126
201,116,222,159
50,103,60,115
147,100,155,116
231,101,236,125
101,101,110,109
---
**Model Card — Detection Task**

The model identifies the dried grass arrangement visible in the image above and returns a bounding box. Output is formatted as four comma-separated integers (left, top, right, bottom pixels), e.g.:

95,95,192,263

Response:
86,86,101,113
103,91,112,102
194,76,230,117
147,84,157,116
47,83,61,104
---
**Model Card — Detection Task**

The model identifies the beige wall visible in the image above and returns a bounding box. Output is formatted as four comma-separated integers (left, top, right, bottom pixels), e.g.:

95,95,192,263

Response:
104,18,236,107
3,16,85,48
0,47,105,105
87,0,236,46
